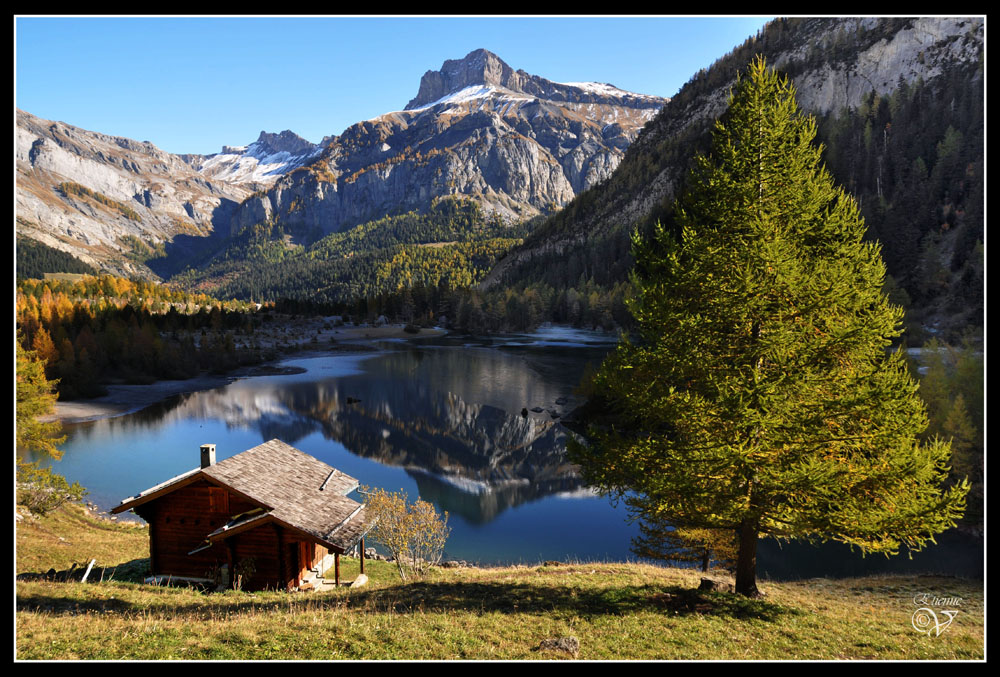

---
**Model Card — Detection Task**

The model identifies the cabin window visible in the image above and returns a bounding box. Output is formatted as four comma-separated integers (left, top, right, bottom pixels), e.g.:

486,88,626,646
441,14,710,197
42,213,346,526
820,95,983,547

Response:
208,487,229,513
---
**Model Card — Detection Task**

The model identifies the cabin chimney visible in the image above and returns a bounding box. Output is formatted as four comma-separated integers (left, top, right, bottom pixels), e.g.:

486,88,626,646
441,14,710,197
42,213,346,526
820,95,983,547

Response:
200,444,216,468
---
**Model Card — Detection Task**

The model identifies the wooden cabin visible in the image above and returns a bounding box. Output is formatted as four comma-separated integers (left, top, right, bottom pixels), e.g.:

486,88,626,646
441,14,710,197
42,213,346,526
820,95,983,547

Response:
112,439,372,591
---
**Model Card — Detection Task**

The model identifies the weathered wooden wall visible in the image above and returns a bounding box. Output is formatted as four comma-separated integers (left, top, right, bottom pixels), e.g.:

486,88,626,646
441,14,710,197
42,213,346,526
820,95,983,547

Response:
136,480,259,580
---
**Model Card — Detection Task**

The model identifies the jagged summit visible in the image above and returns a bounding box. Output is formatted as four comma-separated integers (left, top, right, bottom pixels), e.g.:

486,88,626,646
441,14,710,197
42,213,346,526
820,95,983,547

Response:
183,129,321,187
405,49,513,109
227,49,668,237
405,48,662,111
253,130,315,157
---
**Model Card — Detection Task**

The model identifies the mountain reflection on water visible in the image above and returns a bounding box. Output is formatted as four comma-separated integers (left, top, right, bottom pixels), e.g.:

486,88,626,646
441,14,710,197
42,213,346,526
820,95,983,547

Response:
39,327,982,576
57,330,618,527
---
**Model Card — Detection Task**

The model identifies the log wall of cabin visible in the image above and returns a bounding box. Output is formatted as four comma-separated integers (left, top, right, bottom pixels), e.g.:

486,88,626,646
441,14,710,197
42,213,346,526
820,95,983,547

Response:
135,480,261,580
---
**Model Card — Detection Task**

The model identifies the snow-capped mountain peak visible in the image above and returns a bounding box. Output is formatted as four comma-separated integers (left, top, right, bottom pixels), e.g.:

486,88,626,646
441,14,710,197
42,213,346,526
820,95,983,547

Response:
189,130,322,186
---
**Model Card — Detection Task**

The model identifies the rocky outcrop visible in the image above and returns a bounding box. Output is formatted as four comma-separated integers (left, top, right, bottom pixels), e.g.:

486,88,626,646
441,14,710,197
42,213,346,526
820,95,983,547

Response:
227,49,667,238
407,48,664,110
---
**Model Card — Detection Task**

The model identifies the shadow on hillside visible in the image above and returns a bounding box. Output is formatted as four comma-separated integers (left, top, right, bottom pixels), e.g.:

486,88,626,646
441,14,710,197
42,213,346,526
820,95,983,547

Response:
145,198,237,279
16,578,791,623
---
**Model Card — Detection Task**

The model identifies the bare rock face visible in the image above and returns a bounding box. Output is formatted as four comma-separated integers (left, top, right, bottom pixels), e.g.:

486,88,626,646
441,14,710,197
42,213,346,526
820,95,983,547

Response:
15,109,252,277
228,49,668,239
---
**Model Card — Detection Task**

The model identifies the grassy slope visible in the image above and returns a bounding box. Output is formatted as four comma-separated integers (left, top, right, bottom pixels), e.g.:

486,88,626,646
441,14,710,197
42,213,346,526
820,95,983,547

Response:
15,504,985,661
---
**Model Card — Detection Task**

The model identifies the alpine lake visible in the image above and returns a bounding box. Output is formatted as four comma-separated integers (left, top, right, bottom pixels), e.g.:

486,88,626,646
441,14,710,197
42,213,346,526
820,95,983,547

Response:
30,326,983,580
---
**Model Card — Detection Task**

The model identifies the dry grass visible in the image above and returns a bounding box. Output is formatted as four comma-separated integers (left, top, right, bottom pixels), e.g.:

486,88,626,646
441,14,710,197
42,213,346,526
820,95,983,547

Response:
15,504,985,661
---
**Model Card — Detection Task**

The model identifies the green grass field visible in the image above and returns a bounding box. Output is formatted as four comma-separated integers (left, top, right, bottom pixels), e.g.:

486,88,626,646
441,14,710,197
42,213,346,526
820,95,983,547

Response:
15,504,985,661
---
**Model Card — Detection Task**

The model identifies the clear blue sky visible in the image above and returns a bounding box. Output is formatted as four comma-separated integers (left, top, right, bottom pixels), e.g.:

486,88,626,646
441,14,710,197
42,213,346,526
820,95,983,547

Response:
15,16,773,156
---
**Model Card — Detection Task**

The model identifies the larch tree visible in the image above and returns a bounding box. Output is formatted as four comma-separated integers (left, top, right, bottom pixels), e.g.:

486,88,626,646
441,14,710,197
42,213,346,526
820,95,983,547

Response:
16,339,66,459
16,339,85,517
568,57,968,597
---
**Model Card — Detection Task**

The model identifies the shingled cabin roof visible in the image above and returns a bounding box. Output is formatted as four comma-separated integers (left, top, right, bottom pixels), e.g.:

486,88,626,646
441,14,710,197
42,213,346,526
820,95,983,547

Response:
112,439,372,553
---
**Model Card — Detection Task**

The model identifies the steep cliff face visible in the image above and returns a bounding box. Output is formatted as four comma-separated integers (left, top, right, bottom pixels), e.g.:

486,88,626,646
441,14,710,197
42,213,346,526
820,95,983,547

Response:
15,109,252,277
227,49,667,238
483,17,985,292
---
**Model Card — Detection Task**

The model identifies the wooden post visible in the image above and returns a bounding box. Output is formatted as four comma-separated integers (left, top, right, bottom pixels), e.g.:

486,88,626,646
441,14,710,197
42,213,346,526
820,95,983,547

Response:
360,537,365,575
275,524,286,590
148,520,157,575
335,553,340,587
227,539,236,588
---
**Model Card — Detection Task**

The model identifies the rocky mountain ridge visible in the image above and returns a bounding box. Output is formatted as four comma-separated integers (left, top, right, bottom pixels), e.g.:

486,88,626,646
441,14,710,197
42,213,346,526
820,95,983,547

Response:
225,49,667,239
17,48,666,279
16,109,252,277
482,17,985,300
180,130,323,188
406,48,663,110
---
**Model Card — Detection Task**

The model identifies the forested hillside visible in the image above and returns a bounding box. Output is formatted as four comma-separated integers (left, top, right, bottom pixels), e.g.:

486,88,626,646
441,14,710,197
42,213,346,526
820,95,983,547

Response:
483,17,984,344
16,232,98,280
172,197,532,306
815,68,983,339
15,275,263,399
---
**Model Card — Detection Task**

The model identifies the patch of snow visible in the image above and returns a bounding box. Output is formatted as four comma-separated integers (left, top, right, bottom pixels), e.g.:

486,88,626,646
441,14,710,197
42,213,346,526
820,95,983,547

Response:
561,81,662,101
409,85,498,111
403,85,534,114
196,143,322,184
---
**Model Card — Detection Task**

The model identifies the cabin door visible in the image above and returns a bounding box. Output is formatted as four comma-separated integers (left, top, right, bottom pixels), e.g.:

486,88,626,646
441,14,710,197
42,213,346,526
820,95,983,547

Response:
298,541,314,582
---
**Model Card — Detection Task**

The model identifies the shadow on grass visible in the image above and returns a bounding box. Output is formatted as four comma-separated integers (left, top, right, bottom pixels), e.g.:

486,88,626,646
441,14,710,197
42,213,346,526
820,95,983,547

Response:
348,581,790,621
17,558,150,585
17,578,791,623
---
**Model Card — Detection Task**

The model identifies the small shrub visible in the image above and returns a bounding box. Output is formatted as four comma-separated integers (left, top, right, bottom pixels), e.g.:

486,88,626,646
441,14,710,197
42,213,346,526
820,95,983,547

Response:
17,461,87,517
362,486,450,581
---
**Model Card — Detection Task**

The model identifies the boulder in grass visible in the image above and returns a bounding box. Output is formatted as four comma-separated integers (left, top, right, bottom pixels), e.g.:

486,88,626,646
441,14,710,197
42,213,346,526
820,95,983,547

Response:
698,577,734,593
537,636,580,657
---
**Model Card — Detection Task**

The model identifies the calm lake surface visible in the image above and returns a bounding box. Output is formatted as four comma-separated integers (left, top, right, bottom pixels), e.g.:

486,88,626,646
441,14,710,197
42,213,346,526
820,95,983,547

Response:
31,326,983,579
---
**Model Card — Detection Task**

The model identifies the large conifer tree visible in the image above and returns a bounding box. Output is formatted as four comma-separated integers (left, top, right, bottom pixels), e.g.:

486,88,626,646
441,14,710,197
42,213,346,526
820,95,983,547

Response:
569,57,968,597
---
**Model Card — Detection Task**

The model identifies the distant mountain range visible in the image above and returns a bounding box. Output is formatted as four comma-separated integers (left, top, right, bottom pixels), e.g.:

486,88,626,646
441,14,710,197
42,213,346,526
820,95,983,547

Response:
16,48,666,278
16,19,984,340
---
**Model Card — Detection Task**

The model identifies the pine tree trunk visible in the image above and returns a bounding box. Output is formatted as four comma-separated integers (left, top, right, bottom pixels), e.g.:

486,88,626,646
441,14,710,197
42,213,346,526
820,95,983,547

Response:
735,518,762,597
